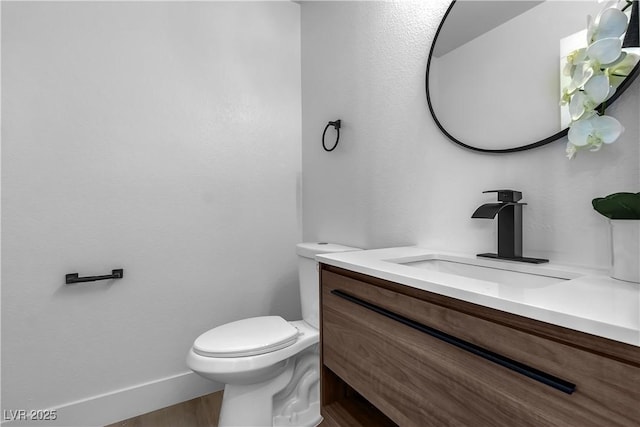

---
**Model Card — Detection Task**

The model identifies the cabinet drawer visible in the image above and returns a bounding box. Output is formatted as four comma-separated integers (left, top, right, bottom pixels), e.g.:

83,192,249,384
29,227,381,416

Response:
321,268,640,427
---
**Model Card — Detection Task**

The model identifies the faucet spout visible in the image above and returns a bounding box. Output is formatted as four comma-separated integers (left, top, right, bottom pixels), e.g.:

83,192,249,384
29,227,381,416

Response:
471,202,515,219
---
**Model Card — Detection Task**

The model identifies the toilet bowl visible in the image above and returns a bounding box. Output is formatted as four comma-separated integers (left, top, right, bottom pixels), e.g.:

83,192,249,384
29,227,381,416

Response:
187,319,320,427
186,243,360,427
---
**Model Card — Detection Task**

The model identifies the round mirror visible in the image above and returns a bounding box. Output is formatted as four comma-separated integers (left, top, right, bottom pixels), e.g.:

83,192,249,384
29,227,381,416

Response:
426,0,640,153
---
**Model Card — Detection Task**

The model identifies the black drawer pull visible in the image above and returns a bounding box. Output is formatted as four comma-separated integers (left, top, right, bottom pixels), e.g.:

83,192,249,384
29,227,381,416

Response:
65,269,124,284
330,289,576,395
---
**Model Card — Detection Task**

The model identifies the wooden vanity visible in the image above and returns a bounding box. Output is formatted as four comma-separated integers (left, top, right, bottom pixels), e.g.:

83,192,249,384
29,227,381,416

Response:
319,264,640,427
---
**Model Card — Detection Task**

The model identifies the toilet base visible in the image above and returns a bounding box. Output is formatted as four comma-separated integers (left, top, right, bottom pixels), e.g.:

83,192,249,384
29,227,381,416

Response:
273,344,321,427
218,345,321,427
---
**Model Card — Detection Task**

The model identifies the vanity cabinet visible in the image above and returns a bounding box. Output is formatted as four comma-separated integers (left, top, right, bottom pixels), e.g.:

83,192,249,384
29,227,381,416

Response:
319,264,640,427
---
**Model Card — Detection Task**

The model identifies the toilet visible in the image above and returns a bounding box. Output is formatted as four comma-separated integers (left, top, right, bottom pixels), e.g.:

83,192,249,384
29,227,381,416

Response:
186,242,359,427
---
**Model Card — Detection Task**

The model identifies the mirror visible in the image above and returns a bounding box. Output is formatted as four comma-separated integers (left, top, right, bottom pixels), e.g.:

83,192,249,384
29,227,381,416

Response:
426,0,640,153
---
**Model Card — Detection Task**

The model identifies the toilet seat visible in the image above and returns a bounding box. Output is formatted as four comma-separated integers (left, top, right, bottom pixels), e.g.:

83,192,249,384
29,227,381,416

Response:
187,320,319,383
193,316,299,358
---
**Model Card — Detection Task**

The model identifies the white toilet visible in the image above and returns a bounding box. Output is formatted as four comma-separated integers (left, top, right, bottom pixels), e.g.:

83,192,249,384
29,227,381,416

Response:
186,242,359,427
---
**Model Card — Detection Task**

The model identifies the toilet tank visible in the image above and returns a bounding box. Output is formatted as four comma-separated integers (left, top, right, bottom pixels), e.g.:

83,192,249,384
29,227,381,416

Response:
296,243,360,329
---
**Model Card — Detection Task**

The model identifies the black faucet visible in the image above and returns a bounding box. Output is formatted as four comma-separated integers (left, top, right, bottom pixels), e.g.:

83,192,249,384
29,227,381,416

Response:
471,190,548,264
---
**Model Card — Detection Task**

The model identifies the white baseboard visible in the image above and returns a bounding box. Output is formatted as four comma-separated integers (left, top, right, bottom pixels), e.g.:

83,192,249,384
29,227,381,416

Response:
1,372,223,427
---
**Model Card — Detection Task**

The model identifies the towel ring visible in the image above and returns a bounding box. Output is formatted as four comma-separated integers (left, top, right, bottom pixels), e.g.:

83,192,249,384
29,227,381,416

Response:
322,120,341,152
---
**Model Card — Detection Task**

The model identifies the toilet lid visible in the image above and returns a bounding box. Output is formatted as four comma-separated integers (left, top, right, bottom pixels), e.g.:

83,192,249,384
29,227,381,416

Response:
193,316,299,358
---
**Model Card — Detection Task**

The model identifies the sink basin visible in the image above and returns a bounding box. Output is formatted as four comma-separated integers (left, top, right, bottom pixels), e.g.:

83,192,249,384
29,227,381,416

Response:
391,255,582,287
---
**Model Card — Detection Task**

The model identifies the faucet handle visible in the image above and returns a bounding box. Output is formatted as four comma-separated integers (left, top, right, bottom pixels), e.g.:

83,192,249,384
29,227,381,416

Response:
482,189,522,202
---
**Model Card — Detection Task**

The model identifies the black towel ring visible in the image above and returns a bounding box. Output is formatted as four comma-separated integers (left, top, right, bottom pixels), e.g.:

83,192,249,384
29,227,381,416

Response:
322,120,341,152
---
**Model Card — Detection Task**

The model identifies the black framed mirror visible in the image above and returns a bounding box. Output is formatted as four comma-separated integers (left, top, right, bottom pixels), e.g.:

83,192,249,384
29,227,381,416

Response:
426,0,640,153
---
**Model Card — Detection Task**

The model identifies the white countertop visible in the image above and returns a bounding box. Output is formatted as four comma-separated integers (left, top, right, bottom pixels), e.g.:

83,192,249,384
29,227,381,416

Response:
316,246,640,347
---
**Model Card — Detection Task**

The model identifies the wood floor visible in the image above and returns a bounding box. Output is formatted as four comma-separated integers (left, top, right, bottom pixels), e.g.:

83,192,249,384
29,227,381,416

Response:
105,391,223,427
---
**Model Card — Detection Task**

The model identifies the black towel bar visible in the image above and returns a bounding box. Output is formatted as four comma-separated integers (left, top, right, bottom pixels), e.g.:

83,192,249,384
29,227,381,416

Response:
65,269,124,284
330,289,576,395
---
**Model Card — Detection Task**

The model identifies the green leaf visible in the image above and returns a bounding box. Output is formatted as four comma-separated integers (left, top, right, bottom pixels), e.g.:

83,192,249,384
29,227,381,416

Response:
592,192,640,219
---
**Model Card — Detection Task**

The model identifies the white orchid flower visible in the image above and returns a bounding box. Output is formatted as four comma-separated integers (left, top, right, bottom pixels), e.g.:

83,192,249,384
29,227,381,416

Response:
560,88,574,106
561,0,630,159
608,53,640,86
587,6,628,44
587,37,623,66
569,92,588,120
563,48,588,77
568,74,611,120
584,73,613,103
568,61,594,92
568,114,624,154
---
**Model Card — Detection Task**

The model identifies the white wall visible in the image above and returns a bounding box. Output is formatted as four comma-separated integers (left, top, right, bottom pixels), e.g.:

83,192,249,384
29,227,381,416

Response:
1,2,301,425
301,1,639,268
